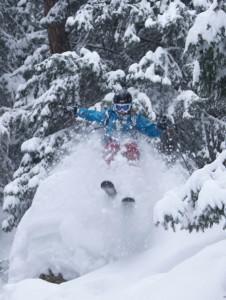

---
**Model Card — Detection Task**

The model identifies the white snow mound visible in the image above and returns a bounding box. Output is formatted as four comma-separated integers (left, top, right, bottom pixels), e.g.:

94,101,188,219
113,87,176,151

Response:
2,230,226,300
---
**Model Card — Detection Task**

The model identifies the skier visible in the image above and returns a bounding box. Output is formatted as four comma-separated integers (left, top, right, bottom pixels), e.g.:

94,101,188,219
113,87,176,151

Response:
72,90,169,201
72,90,168,163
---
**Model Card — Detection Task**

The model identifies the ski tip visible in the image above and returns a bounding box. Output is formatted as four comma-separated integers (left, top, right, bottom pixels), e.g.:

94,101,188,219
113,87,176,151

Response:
100,180,117,197
121,197,135,205
100,180,114,189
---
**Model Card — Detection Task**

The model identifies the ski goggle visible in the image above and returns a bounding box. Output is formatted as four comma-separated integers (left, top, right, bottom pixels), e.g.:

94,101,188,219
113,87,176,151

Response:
113,103,132,113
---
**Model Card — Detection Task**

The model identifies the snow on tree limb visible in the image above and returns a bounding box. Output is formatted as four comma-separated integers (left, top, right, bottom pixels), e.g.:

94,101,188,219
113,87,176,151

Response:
154,150,226,231
2,48,108,231
185,2,226,50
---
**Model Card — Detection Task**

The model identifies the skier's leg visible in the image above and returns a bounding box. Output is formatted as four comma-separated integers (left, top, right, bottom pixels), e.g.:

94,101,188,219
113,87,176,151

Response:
122,142,140,161
103,141,120,164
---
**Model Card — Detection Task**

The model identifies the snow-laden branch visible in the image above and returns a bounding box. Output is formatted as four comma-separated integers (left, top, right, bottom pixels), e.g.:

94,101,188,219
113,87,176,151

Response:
154,150,226,231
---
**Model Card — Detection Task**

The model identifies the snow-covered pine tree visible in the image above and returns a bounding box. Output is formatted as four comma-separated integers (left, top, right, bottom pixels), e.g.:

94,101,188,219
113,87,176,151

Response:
2,49,107,231
0,1,83,229
169,0,226,167
66,0,193,91
0,0,43,72
185,0,226,102
0,0,47,204
0,0,44,107
0,0,109,231
168,90,226,169
154,150,226,232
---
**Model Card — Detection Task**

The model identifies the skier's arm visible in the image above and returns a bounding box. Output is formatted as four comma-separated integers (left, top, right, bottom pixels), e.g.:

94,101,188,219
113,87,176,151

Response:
136,115,161,138
75,107,106,124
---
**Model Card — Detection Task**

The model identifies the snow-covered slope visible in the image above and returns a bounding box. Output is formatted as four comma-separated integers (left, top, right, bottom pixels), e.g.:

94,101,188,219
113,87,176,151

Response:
1,226,226,300
1,133,226,299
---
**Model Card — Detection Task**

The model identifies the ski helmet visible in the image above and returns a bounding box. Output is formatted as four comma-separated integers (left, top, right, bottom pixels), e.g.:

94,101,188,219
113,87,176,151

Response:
113,90,132,104
113,90,132,114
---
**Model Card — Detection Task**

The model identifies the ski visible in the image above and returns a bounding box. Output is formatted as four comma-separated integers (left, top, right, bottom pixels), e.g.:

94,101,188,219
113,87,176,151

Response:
121,197,135,205
100,180,117,197
101,181,136,205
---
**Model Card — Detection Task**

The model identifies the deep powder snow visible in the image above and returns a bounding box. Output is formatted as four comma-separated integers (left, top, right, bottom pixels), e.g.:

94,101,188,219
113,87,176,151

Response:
1,133,226,299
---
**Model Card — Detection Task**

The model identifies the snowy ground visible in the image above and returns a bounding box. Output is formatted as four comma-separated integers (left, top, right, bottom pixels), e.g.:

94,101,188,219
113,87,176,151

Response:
0,133,226,299
2,232,226,300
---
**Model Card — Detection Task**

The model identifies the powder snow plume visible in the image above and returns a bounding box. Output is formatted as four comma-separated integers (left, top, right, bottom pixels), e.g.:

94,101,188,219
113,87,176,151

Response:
8,132,184,282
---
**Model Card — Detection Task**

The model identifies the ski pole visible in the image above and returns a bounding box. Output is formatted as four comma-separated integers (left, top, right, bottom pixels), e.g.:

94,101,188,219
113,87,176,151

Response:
176,139,193,175
201,109,226,128
170,124,193,175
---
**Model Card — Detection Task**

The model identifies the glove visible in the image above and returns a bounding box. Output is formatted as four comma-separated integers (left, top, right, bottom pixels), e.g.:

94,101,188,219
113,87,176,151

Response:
73,105,78,116
64,104,79,116
157,115,169,130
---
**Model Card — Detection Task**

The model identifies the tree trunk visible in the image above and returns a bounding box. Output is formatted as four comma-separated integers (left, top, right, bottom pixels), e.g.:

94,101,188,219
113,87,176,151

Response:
44,0,70,54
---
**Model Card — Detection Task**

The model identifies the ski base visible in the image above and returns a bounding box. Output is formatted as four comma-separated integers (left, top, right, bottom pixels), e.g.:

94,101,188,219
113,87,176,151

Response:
121,197,135,205
101,181,136,205
101,180,117,197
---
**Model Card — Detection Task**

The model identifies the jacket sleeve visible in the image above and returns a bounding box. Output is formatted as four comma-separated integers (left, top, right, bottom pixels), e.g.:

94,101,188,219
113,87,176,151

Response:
76,108,106,124
135,115,161,138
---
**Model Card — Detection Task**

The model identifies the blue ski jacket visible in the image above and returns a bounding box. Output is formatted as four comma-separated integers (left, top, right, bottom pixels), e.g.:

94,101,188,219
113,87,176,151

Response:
76,107,161,141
